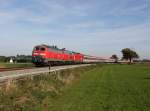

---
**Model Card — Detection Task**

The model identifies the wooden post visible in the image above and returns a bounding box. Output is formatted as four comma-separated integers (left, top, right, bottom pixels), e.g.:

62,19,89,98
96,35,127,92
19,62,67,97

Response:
49,62,51,74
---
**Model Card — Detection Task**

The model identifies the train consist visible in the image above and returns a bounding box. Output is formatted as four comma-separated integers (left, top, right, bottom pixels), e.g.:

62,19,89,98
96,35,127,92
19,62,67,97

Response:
32,44,114,66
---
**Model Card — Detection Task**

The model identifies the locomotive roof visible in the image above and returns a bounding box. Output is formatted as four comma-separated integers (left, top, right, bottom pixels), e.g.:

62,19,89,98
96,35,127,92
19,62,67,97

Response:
38,44,61,50
36,44,81,54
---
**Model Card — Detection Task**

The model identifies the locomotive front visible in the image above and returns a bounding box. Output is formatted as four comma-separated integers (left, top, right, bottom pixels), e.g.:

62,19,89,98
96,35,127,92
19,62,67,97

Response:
32,45,48,65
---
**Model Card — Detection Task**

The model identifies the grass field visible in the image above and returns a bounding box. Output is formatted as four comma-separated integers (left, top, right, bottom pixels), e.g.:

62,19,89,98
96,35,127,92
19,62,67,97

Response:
0,64,150,111
49,64,150,111
0,63,34,68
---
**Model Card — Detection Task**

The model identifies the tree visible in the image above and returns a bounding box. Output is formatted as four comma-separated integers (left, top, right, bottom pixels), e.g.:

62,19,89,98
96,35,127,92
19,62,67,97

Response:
0,56,11,62
111,54,118,63
16,55,32,63
121,48,139,63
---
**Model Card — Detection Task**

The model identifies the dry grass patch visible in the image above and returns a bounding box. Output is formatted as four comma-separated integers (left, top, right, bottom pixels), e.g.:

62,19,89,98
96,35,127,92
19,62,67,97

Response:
0,65,96,111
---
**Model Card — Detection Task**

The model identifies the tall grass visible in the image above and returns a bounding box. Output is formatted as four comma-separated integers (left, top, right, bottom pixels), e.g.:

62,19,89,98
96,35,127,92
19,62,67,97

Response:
0,65,96,111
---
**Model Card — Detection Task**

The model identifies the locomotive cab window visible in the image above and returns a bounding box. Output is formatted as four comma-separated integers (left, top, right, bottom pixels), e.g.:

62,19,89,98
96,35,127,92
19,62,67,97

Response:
35,47,40,51
41,47,46,51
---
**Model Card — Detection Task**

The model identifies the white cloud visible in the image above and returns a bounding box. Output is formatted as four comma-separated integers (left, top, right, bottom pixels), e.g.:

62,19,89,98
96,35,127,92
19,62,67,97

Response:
0,0,150,58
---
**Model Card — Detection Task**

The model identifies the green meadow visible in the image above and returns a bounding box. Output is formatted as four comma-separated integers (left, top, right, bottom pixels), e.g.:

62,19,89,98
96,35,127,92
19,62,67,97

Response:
0,64,150,111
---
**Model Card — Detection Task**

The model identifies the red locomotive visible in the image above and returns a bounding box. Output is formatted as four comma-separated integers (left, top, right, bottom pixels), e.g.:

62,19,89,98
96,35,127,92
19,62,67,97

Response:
32,44,84,65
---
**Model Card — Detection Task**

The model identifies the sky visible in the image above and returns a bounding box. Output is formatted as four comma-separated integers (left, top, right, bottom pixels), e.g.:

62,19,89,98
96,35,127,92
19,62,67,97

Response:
0,0,150,59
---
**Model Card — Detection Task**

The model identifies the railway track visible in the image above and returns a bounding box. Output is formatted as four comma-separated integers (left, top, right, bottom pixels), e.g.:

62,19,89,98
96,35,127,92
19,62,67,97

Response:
0,64,91,83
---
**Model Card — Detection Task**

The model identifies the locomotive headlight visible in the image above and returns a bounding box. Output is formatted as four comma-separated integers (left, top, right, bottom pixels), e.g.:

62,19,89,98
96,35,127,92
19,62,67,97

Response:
40,53,46,56
33,52,38,55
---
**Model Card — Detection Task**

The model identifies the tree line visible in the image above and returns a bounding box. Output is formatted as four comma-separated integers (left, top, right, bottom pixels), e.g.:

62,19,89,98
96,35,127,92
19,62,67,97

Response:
0,55,32,63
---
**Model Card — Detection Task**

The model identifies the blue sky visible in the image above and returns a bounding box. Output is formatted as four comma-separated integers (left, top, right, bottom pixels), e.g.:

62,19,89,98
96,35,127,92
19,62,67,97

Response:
0,0,150,59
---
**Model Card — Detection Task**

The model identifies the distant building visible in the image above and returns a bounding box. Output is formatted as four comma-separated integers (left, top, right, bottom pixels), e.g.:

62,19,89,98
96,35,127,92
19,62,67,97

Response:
9,58,14,63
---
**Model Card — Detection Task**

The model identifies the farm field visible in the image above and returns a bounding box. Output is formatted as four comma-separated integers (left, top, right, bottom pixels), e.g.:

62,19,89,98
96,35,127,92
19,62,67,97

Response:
0,64,150,111
0,63,34,68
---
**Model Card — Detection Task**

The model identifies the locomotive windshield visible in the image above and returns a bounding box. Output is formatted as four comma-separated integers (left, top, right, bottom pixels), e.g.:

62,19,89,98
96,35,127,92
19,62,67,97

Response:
40,47,45,51
34,46,45,51
35,47,40,51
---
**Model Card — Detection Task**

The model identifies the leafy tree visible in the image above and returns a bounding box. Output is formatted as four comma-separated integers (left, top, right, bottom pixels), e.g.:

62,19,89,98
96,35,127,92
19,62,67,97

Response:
0,56,6,62
121,48,139,63
0,56,11,62
16,55,32,63
111,54,118,63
